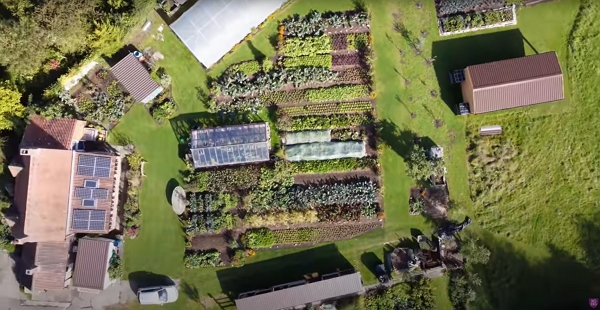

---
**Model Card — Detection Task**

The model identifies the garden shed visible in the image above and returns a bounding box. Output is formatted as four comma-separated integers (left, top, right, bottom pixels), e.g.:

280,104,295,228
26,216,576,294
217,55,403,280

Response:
110,53,163,104
235,271,363,310
189,123,271,169
170,0,287,67
460,52,564,114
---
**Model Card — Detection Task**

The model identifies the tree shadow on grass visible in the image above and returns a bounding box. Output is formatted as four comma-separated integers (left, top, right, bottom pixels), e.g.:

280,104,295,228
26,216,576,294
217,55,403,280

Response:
165,178,179,205
431,29,526,113
247,41,266,63
216,244,353,300
377,118,416,160
181,281,200,303
473,232,600,310
361,251,383,280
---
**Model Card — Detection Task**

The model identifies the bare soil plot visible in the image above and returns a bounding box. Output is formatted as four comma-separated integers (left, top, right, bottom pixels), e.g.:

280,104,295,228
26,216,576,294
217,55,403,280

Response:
293,169,379,185
410,186,449,219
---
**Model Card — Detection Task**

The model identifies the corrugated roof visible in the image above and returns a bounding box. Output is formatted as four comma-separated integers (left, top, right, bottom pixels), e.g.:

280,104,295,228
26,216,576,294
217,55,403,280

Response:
466,52,564,113
72,238,112,290
21,116,85,150
110,53,163,103
24,241,70,291
235,272,363,310
468,52,562,89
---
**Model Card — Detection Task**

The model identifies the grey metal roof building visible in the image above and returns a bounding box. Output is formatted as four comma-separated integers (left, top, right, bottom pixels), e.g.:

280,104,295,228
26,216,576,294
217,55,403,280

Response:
460,52,564,114
235,272,363,310
190,123,270,168
72,238,113,291
110,53,163,104
170,0,287,67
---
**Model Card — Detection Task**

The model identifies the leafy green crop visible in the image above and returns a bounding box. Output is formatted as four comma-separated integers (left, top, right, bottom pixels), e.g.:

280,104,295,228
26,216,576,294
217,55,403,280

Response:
278,101,372,116
278,113,374,131
229,60,261,75
347,33,369,50
305,85,371,103
241,228,275,248
283,54,333,68
184,250,222,268
282,35,332,57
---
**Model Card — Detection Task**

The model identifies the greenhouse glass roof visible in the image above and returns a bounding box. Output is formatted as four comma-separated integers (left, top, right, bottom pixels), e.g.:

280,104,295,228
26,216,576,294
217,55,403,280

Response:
190,123,270,168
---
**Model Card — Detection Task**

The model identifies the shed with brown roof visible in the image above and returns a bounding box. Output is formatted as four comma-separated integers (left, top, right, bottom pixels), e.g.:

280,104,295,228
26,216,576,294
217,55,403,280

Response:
460,52,564,114
235,272,363,310
22,241,72,292
72,238,114,292
110,53,163,104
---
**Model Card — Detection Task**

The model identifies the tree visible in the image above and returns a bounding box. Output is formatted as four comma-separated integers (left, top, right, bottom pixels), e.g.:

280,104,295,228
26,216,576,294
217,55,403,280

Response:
88,19,126,56
0,0,34,18
33,0,97,54
406,144,432,183
0,19,50,76
0,83,25,130
461,237,491,266
409,278,436,310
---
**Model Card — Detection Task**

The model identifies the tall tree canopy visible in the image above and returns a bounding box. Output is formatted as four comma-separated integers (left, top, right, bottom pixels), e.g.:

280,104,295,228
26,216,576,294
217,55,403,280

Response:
0,83,24,130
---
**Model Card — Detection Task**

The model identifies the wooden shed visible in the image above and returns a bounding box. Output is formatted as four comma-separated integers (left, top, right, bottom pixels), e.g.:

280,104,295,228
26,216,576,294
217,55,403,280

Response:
460,52,564,114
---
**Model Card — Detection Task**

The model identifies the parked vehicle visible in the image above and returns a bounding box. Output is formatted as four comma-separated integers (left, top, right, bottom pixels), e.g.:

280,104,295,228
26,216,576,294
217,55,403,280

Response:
137,285,179,305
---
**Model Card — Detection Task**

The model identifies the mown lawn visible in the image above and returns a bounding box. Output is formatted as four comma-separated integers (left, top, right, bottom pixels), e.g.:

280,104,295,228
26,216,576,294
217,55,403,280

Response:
110,0,595,309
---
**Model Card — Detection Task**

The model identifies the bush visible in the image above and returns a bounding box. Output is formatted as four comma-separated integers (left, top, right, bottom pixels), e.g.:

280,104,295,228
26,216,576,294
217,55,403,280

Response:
108,258,123,280
281,35,332,57
305,85,371,102
229,60,261,76
126,151,143,172
184,250,222,268
151,100,177,123
242,228,275,248
230,249,246,267
283,54,332,68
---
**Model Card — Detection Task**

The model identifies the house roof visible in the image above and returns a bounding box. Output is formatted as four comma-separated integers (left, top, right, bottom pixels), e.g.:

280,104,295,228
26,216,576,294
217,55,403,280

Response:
466,52,564,113
467,52,563,89
110,53,163,103
23,241,70,291
72,238,112,290
21,116,86,150
17,149,74,242
235,272,363,310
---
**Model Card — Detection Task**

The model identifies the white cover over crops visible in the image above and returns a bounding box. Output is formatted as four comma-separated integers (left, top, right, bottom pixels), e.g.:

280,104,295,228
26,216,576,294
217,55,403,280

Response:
284,130,331,145
285,141,366,161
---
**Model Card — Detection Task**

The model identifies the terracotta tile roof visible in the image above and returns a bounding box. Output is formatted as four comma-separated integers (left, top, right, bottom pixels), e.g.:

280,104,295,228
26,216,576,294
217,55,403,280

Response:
22,241,70,291
17,149,74,242
110,53,163,103
468,52,563,88
72,238,112,291
466,52,564,114
235,272,363,310
21,116,85,150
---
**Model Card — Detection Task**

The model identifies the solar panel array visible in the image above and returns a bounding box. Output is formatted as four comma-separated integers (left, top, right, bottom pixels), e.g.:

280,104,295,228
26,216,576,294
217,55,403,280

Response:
77,155,112,178
72,209,106,231
75,187,109,200
190,123,270,168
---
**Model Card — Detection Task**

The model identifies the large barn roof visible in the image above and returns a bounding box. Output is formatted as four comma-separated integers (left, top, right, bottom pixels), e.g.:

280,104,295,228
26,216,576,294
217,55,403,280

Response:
466,52,564,114
190,123,270,168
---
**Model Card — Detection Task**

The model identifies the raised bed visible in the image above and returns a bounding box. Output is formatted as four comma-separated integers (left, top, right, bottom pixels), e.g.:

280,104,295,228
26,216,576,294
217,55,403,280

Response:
332,51,364,67
332,33,348,50
271,221,382,247
438,5,516,36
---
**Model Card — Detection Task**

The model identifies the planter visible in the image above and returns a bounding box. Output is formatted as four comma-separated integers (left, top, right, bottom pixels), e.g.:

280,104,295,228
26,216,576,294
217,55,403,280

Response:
438,5,516,36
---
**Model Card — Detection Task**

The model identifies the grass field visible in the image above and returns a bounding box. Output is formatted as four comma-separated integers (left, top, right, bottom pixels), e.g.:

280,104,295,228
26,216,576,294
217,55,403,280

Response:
108,0,600,309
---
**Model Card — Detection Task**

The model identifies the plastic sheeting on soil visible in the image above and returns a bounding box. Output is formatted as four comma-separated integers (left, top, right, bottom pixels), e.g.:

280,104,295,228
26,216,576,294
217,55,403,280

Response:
284,130,331,145
285,141,366,161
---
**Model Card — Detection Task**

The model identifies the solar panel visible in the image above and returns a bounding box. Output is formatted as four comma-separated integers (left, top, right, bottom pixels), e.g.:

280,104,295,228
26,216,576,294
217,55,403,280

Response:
71,209,106,231
77,155,112,178
75,188,109,200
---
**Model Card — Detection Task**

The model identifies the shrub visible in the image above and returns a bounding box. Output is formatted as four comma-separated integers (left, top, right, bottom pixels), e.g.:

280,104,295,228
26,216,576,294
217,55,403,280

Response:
230,249,246,267
184,250,222,268
283,54,332,68
151,100,177,123
281,35,332,57
305,85,371,102
126,151,143,172
242,228,275,248
229,60,261,76
108,258,123,280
